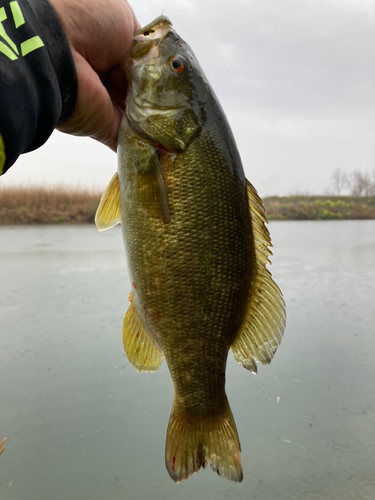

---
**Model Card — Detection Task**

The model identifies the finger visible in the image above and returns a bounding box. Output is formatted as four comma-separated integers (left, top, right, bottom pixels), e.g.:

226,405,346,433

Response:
58,52,118,150
109,66,127,89
109,89,126,114
101,69,127,112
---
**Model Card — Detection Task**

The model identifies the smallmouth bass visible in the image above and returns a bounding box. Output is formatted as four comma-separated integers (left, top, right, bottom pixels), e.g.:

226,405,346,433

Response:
96,16,286,483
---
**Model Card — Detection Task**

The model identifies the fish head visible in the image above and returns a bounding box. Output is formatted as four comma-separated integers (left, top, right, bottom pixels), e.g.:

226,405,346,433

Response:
123,16,206,150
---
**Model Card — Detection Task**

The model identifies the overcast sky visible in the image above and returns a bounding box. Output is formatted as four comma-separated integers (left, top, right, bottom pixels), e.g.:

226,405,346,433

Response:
1,0,374,196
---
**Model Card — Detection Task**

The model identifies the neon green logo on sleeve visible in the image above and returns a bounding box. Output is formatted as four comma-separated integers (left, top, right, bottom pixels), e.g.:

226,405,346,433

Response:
10,0,25,28
0,1,44,60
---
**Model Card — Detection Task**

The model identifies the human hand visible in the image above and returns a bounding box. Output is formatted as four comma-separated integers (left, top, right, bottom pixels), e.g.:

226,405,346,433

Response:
50,0,140,151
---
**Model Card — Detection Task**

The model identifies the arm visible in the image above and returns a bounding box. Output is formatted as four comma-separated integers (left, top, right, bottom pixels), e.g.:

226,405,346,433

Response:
0,0,139,176
0,0,76,175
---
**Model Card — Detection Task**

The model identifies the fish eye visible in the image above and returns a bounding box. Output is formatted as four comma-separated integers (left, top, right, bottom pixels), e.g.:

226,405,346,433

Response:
170,56,185,73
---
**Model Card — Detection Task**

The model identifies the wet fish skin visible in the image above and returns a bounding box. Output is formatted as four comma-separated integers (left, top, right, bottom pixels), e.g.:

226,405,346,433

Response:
96,15,285,483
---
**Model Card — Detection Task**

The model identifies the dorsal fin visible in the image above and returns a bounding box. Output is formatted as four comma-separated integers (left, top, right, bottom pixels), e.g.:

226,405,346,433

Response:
231,180,286,373
95,172,121,231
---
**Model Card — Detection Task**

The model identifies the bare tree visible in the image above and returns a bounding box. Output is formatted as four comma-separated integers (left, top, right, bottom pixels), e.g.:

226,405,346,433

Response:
346,169,375,197
329,168,375,197
370,170,375,196
363,171,375,197
331,168,347,195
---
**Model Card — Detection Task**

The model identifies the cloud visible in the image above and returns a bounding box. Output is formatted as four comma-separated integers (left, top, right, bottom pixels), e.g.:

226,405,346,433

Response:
3,0,373,196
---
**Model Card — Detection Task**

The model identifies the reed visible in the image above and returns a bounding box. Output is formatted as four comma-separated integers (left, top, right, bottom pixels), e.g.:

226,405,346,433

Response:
1,187,374,224
0,186,101,225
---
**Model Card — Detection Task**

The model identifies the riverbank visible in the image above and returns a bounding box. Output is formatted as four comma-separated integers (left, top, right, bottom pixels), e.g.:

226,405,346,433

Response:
0,187,374,223
264,195,375,220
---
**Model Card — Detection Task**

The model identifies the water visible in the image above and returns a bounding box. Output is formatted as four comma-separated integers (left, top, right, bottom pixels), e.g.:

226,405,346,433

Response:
1,221,374,500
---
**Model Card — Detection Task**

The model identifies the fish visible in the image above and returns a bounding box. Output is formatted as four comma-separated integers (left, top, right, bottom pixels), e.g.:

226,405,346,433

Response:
95,16,286,483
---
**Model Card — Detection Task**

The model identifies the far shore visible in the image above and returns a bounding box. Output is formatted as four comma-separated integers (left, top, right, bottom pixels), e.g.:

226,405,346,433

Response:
264,195,375,220
0,186,374,224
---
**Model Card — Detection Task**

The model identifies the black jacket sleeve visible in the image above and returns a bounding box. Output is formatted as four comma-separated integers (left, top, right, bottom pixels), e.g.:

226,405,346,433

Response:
0,0,77,175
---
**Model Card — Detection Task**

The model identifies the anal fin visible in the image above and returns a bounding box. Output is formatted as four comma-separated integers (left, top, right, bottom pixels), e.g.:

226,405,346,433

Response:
123,293,163,372
231,180,286,373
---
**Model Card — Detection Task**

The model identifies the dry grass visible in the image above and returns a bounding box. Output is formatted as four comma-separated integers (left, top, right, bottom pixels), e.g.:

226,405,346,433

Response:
0,186,101,225
1,187,375,224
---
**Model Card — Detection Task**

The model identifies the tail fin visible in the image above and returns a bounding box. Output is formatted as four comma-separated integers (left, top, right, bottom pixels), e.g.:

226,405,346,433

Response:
165,396,243,483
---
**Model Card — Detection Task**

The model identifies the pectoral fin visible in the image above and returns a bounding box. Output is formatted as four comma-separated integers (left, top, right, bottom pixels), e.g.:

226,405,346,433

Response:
123,293,164,372
134,142,170,222
231,181,286,373
95,172,121,231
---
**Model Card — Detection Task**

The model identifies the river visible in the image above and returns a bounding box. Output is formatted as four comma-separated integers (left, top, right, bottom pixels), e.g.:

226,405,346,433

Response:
1,221,374,500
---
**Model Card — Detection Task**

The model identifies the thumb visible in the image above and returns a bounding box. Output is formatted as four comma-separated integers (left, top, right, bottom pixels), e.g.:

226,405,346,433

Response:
57,51,121,151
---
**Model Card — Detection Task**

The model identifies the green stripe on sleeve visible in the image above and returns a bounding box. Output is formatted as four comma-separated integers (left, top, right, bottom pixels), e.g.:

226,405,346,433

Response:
20,36,44,56
0,7,19,55
0,39,17,59
10,1,25,28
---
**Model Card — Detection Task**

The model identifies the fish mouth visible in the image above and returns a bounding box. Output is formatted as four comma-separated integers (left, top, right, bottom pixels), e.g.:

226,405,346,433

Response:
134,15,172,39
123,16,173,68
